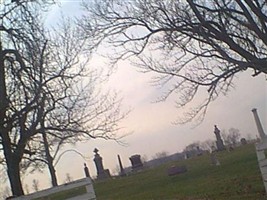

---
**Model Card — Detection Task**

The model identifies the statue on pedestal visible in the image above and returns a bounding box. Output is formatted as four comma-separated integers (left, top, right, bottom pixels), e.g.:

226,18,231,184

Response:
214,125,225,151
93,148,111,180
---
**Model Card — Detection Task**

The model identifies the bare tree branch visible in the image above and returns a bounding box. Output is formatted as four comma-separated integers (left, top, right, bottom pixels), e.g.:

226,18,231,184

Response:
80,0,267,124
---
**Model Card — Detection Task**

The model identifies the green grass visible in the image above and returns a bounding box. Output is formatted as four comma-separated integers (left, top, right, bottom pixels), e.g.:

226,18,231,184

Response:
93,144,266,200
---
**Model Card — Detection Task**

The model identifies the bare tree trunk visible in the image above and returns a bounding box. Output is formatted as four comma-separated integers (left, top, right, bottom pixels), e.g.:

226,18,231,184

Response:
6,156,24,196
1,133,24,196
0,41,8,129
43,132,58,187
42,128,58,186
0,38,24,197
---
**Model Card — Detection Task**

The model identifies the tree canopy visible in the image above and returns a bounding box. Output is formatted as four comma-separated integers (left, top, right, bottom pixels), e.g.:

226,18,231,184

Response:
81,0,267,123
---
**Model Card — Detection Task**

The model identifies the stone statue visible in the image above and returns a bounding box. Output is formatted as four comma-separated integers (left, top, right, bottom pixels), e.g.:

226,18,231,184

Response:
93,148,111,180
214,125,225,151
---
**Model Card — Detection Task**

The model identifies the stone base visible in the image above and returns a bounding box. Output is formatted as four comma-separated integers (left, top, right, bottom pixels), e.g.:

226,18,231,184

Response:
216,140,225,151
97,169,111,180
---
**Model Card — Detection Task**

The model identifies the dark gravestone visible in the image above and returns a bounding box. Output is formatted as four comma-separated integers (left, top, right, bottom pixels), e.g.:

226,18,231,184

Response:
214,125,226,151
84,163,90,178
129,154,143,171
93,148,111,180
117,155,126,176
167,165,187,176
241,138,247,145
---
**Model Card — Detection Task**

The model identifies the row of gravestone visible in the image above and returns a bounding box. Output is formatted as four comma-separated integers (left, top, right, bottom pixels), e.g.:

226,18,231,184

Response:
86,125,245,180
84,148,144,180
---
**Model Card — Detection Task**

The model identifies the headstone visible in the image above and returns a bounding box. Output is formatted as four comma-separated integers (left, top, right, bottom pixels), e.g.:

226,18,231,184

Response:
84,163,90,178
214,125,225,151
167,165,187,176
240,138,247,145
117,155,126,176
93,148,111,180
129,154,143,171
210,151,220,166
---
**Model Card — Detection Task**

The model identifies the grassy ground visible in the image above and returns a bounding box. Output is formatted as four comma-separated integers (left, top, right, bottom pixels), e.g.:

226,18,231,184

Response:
93,144,266,200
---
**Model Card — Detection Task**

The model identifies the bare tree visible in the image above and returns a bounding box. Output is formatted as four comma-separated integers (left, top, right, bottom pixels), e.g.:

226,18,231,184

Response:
0,1,127,196
200,139,216,152
222,128,241,147
184,142,202,151
228,128,241,146
221,129,231,146
80,0,267,123
141,154,148,164
26,19,127,188
0,1,53,195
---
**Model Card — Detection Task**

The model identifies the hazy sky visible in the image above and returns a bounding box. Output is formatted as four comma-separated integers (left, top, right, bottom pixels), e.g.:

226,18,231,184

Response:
1,0,267,195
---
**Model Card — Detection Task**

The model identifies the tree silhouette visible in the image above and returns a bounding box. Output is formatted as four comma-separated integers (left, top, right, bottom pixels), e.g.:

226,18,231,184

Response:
81,0,267,123
0,1,127,196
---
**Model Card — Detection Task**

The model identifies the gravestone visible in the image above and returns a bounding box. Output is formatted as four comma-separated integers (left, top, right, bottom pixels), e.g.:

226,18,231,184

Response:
129,154,143,171
84,163,90,178
240,138,247,145
167,165,187,176
93,148,111,180
214,125,225,151
117,154,126,176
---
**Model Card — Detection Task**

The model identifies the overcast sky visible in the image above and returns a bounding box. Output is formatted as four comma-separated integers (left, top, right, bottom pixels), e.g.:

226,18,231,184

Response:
1,1,267,195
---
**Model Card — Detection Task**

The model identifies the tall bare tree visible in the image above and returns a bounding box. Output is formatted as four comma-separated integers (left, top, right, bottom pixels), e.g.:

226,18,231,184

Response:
22,19,127,188
80,0,267,123
0,1,53,195
0,1,127,196
222,128,241,147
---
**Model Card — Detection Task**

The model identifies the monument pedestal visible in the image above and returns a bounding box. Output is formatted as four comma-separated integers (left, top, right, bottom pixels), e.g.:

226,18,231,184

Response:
252,108,267,194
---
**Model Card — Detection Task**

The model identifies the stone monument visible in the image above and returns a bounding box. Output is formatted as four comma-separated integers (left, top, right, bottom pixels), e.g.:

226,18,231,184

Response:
84,163,90,178
93,148,111,180
129,154,143,171
117,155,126,176
240,138,247,145
252,108,267,194
252,108,266,140
214,125,225,151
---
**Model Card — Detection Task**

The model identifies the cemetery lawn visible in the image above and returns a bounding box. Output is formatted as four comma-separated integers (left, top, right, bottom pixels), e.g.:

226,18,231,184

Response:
93,144,266,200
